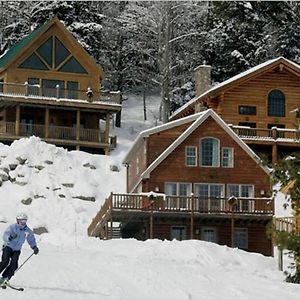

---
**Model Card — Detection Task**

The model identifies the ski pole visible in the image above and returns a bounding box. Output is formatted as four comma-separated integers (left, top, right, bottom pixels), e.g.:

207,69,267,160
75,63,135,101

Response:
15,252,35,274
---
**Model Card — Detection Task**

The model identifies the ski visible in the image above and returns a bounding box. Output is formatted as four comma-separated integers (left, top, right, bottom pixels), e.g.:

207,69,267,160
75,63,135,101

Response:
1,283,24,291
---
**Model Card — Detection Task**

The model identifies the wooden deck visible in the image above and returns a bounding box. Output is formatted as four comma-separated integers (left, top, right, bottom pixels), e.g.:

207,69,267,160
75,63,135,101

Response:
273,216,300,234
230,125,300,146
88,193,274,238
0,121,117,150
0,82,121,106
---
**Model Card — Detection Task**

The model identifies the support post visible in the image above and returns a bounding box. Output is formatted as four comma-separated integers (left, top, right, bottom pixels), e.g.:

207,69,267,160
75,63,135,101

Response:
272,144,278,164
45,107,49,138
76,110,80,141
190,194,194,239
15,105,20,136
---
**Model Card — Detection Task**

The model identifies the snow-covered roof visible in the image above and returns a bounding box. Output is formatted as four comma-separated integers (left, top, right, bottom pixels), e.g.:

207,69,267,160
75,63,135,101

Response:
171,57,300,120
122,110,207,164
126,109,271,192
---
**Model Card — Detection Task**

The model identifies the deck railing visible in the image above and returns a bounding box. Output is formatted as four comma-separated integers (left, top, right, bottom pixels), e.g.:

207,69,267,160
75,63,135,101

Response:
274,216,300,234
230,125,300,142
109,194,273,214
0,121,116,146
88,193,274,236
0,82,121,104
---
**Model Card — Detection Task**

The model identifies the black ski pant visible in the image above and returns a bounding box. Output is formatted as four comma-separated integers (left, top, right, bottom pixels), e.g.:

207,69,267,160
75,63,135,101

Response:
0,246,21,280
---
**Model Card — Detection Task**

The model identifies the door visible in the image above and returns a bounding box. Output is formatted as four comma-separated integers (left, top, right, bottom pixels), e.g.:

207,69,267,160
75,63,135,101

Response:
201,227,217,243
170,226,186,241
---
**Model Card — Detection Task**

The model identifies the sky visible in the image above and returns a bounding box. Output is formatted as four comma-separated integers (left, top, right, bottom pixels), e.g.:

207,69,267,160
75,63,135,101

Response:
0,92,299,300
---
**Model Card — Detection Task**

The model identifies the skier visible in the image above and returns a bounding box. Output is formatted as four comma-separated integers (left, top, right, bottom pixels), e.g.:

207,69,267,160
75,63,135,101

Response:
0,213,39,286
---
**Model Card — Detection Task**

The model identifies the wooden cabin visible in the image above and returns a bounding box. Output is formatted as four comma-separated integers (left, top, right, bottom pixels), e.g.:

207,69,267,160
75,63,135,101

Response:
170,57,300,164
0,17,121,154
88,109,274,256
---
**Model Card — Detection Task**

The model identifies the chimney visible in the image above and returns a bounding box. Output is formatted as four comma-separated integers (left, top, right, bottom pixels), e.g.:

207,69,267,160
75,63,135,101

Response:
194,64,211,97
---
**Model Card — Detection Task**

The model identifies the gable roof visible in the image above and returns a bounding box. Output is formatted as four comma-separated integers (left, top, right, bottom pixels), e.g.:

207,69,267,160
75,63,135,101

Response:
170,57,300,120
0,22,48,69
0,17,105,79
124,109,271,192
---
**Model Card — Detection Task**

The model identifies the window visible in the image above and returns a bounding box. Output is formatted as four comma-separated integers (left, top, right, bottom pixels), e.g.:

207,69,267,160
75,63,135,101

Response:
268,89,285,117
58,57,87,74
227,184,254,198
42,79,64,98
165,182,191,209
19,53,48,70
27,78,39,96
234,228,248,249
18,35,87,75
239,106,256,115
200,138,220,167
194,183,224,212
227,184,254,212
37,37,53,67
67,81,78,99
201,227,217,243
55,37,70,67
171,226,186,241
185,146,197,166
222,148,234,167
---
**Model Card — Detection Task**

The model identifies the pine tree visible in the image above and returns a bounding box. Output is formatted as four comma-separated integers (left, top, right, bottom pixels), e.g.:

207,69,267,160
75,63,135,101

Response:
272,154,300,283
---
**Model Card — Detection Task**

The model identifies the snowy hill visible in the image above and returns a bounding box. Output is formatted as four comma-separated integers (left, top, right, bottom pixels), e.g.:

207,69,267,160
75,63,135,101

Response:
0,92,299,299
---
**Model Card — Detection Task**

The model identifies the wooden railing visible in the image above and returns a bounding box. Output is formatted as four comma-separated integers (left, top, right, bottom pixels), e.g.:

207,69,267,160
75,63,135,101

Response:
230,125,300,142
109,194,273,214
274,216,300,234
88,193,274,236
88,194,113,236
0,121,117,146
0,82,121,105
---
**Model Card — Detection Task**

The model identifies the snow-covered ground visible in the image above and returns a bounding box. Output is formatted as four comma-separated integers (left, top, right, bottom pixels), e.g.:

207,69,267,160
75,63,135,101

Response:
0,92,299,299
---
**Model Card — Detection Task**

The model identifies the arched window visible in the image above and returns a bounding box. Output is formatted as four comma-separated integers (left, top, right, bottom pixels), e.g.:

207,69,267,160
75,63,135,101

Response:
268,90,285,117
200,138,220,167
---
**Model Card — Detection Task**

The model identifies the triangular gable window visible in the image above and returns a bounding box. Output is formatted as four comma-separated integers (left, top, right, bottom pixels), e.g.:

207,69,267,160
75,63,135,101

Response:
36,37,52,67
19,53,48,70
55,37,70,68
58,57,87,74
18,35,88,74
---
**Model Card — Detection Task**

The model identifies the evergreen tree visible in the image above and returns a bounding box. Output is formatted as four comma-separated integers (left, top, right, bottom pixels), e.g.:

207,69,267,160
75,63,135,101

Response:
271,153,300,283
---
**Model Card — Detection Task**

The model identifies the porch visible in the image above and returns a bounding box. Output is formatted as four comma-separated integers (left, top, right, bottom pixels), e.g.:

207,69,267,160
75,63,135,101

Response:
0,82,121,153
0,120,117,151
229,125,300,163
0,81,121,105
88,193,274,240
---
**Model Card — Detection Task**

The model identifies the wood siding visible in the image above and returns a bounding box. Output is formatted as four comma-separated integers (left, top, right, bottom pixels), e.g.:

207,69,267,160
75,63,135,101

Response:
215,68,300,129
128,138,148,192
151,221,272,256
147,116,270,196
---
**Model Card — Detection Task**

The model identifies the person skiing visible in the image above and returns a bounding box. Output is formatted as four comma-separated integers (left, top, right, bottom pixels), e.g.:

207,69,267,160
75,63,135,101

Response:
0,213,39,286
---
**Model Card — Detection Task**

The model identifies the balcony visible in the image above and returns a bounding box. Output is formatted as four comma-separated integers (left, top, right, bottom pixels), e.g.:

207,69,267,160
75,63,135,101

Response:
230,125,300,143
273,216,300,234
0,81,121,105
88,193,274,237
0,121,117,149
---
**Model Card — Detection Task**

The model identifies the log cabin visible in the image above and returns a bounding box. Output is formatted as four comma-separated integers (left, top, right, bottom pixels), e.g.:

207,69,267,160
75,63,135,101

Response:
170,57,300,164
88,109,274,256
0,17,121,154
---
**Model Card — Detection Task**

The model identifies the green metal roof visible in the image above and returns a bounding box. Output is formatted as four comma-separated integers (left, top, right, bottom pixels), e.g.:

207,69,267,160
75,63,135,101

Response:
0,21,48,69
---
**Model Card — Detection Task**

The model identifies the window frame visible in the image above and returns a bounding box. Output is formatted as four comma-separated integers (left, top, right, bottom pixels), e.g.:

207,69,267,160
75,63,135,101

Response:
234,228,248,249
222,147,234,168
185,146,197,167
200,137,220,167
238,105,256,115
267,89,285,117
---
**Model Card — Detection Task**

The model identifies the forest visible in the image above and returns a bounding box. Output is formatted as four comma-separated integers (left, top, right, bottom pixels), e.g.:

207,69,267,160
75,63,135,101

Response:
1,1,300,117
